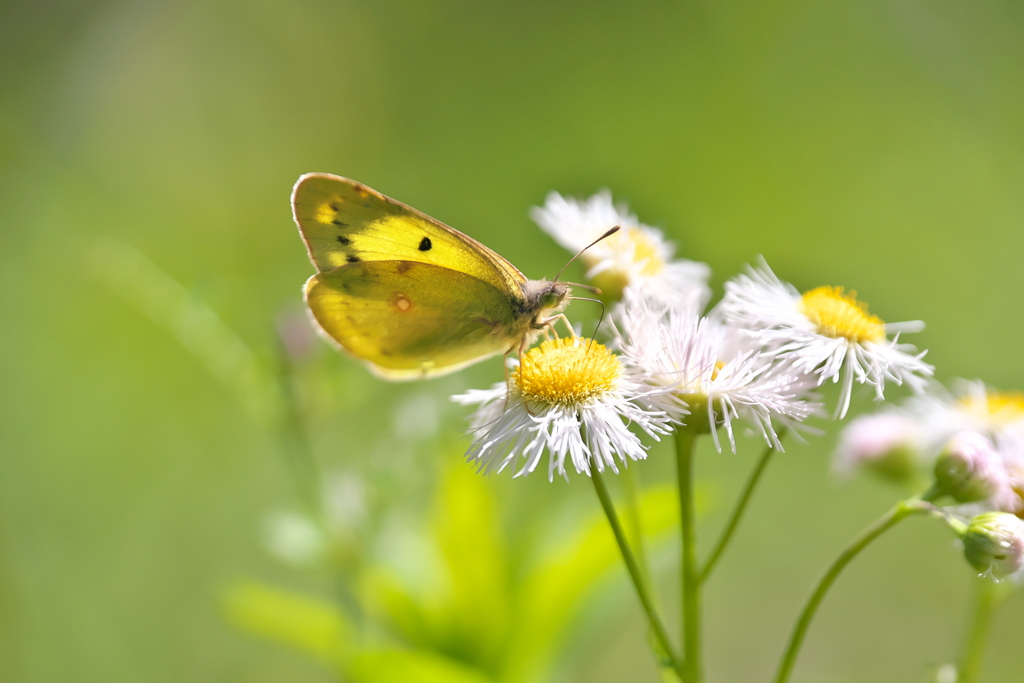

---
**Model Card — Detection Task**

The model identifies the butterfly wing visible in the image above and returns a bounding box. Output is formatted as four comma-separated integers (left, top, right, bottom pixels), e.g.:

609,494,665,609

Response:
305,259,521,380
292,173,526,296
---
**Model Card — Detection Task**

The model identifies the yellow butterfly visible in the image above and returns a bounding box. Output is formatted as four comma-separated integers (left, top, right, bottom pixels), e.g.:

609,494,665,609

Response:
291,173,573,380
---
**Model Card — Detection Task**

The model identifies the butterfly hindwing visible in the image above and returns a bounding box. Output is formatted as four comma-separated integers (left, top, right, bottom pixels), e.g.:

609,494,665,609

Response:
305,259,521,379
292,173,525,296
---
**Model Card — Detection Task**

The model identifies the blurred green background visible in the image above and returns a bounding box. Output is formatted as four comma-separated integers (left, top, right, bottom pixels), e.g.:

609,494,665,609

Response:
3,1,1024,681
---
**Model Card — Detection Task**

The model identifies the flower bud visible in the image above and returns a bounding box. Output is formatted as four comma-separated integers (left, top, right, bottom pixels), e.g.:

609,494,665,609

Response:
834,412,920,484
962,512,1024,579
933,432,1009,504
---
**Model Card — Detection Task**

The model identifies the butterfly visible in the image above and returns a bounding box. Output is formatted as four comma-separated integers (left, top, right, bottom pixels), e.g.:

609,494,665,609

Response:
291,173,573,380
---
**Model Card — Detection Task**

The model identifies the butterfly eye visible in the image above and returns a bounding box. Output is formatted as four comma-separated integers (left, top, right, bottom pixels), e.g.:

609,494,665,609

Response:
539,289,563,308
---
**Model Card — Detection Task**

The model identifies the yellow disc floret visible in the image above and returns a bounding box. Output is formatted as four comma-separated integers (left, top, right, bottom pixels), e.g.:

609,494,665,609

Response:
514,338,621,406
959,390,1024,427
799,286,886,343
585,226,664,302
584,225,663,275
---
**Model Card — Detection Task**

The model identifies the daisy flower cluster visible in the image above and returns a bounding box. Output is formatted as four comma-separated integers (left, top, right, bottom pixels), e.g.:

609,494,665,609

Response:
836,381,1024,507
455,190,934,480
835,380,1024,578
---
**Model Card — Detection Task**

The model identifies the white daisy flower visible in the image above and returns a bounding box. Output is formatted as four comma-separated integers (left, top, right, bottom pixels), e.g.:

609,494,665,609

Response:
452,337,683,481
715,259,933,418
614,298,822,452
909,381,1024,511
836,381,1024,513
918,380,1024,439
530,190,711,311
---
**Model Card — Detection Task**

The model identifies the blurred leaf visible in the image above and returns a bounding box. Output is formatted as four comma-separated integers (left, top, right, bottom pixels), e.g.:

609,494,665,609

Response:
430,459,511,666
360,567,448,650
222,581,350,671
360,459,511,671
504,483,691,682
348,648,496,683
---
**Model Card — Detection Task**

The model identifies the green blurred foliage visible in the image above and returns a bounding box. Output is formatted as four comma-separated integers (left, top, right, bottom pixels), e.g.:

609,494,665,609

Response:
2,1,1024,681
224,464,684,682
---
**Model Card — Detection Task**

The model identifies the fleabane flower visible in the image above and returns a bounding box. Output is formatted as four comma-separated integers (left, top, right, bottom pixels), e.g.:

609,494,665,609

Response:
615,299,822,451
910,381,1024,449
453,337,683,481
909,382,1024,511
530,190,711,311
716,259,933,418
834,381,1024,513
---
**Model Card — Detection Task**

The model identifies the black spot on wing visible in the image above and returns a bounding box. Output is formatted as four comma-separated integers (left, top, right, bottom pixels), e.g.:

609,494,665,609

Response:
336,235,351,245
333,220,348,228
346,254,360,263
418,236,432,251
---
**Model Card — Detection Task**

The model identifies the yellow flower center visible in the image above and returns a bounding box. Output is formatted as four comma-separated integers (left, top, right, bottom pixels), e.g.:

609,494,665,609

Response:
584,226,664,303
959,390,1024,427
711,360,724,381
799,286,886,343
514,338,621,406
583,225,663,275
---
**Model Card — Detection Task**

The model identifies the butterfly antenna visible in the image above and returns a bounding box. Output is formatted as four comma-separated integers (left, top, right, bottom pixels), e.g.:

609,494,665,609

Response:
553,226,620,283
567,296,607,349
563,281,602,295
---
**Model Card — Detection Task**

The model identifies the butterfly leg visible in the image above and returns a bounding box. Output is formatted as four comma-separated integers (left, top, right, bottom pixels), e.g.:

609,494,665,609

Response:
503,347,514,386
547,313,577,338
506,340,540,416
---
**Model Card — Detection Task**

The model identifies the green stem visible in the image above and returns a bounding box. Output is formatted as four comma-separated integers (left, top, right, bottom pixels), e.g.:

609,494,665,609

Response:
274,340,365,639
274,340,322,516
591,466,683,678
675,428,702,683
772,499,932,683
958,579,1001,683
700,439,779,584
621,465,651,577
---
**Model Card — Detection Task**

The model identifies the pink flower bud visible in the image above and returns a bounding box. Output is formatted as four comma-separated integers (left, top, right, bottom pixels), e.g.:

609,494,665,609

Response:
933,432,1012,505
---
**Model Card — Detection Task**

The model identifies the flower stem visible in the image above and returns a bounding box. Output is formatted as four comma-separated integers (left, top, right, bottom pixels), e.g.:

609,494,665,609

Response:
771,499,932,683
700,438,780,584
958,579,1002,683
621,465,651,577
675,428,702,683
274,340,322,516
591,465,683,678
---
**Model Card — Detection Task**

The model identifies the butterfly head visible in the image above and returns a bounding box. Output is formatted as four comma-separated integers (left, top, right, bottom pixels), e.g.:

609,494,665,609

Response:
522,280,571,327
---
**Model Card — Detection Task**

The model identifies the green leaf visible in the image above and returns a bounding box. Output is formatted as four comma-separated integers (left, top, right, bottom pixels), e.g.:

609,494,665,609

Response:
222,580,350,670
348,648,496,683
430,460,511,663
360,458,511,669
502,482,684,682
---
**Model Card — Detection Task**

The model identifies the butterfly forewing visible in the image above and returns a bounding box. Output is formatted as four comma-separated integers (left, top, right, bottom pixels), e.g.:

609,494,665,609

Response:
292,173,525,296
